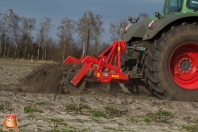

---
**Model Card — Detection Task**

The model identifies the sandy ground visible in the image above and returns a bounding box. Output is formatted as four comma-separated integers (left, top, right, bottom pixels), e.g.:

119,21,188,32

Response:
0,59,198,132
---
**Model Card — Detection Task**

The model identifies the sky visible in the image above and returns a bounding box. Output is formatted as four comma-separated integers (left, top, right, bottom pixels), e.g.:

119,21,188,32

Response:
0,0,164,43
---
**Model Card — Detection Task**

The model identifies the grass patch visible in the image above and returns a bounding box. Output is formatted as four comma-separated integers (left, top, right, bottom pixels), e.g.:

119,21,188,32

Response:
21,93,26,97
118,122,124,126
142,108,172,124
36,101,45,105
181,124,198,131
0,104,4,110
76,118,83,123
37,124,43,127
70,97,74,102
156,119,171,124
53,93,57,101
50,118,64,123
24,106,43,113
47,129,71,132
88,110,105,118
143,116,151,123
27,114,36,119
135,107,141,110
191,103,198,109
130,116,136,122
91,117,104,123
93,96,104,105
0,66,3,70
66,104,76,111
79,103,90,110
104,126,116,131
105,106,122,117
50,118,68,127
66,103,90,113
36,128,42,131
82,129,87,132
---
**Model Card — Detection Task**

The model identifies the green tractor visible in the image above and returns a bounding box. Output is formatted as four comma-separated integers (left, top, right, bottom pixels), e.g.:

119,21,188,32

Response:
65,0,198,101
123,0,198,101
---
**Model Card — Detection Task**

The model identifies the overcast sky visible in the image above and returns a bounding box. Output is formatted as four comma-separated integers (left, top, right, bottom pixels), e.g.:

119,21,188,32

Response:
0,0,164,43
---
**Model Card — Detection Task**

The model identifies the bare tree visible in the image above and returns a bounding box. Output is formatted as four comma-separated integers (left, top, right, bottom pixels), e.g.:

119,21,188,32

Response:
99,42,110,54
0,10,19,59
77,11,104,56
2,10,11,58
57,17,76,61
37,17,52,60
20,17,36,59
0,20,3,56
9,14,21,58
139,13,149,21
110,19,128,41
45,37,55,60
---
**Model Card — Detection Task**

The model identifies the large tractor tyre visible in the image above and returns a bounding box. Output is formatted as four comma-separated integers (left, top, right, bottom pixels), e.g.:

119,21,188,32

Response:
145,22,198,101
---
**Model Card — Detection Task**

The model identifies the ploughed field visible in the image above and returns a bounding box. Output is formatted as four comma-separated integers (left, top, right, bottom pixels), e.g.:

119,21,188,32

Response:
0,59,198,132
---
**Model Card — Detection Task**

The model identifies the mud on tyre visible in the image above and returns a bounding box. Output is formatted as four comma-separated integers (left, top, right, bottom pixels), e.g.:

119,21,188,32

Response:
145,22,198,101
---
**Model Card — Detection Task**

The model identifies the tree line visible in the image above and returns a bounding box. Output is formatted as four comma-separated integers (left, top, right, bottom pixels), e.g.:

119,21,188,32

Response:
0,9,148,62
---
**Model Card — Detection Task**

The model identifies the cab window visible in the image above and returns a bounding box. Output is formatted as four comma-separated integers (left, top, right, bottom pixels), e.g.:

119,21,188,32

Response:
187,0,198,10
164,0,183,16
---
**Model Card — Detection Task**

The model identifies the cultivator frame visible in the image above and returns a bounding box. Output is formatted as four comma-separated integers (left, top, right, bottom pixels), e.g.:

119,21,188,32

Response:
64,40,129,86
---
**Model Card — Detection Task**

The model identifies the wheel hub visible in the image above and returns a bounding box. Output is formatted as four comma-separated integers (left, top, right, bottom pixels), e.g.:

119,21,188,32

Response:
169,42,198,90
179,59,191,72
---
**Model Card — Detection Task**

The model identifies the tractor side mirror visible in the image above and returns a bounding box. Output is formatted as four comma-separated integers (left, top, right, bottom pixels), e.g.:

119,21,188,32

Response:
128,16,133,23
155,12,161,19
128,16,139,24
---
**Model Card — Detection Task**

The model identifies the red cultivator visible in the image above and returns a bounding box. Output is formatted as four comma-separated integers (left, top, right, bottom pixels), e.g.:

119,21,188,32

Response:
64,40,129,89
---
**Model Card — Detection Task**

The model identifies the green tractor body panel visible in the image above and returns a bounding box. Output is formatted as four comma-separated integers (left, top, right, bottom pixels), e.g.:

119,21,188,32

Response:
123,0,198,42
123,18,152,42
143,13,198,41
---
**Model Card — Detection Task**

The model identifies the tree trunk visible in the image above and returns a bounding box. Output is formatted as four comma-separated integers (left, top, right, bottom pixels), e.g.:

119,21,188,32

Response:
85,29,90,56
42,45,44,61
50,43,51,60
14,44,17,59
4,34,7,58
0,40,1,56
18,44,20,59
37,47,40,60
37,38,41,60
7,44,10,58
44,42,46,60
24,41,27,59
62,42,65,61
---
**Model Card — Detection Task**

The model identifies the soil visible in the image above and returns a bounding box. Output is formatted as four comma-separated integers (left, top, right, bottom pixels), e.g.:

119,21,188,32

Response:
0,59,198,132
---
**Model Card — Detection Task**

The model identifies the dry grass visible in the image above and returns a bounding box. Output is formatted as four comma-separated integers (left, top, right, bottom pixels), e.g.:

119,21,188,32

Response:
0,58,57,64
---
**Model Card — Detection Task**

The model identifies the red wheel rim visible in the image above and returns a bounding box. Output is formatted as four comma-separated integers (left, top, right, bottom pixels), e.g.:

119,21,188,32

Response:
169,42,198,90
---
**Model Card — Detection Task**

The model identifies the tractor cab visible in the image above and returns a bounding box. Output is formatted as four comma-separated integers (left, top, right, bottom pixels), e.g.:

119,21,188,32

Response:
163,0,198,16
163,0,183,16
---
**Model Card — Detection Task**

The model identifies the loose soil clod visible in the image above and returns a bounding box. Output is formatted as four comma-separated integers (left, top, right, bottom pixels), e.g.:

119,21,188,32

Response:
19,63,72,93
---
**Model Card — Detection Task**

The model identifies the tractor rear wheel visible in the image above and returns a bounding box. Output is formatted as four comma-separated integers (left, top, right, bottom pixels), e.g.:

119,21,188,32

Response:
145,22,198,101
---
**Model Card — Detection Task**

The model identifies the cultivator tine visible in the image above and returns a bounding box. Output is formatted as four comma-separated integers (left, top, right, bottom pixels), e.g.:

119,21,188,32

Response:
119,83,131,94
76,80,86,94
106,83,111,92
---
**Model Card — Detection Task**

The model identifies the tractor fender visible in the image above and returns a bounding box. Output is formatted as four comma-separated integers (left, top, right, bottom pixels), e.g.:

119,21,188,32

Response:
143,13,198,41
123,18,152,42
